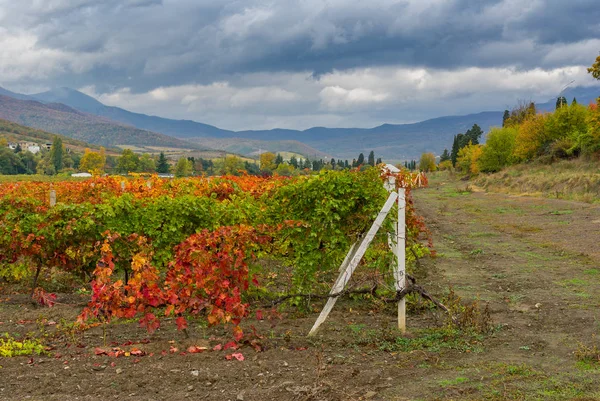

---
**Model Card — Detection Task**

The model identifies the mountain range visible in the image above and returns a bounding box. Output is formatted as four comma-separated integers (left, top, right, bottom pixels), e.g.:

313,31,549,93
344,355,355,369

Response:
1,85,598,162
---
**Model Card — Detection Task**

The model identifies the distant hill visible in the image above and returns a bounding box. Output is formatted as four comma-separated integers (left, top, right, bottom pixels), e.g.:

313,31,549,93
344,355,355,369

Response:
0,118,120,155
2,84,599,162
0,95,209,151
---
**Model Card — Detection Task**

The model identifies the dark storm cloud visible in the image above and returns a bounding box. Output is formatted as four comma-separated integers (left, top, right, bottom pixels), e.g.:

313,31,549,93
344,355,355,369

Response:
1,0,599,92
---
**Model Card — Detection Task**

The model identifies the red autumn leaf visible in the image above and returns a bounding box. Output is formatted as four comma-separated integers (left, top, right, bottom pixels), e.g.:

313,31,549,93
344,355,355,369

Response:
225,352,244,361
233,325,243,341
186,345,207,354
94,347,108,356
212,344,223,351
169,346,178,354
130,348,145,356
255,310,264,320
223,341,238,350
176,316,188,331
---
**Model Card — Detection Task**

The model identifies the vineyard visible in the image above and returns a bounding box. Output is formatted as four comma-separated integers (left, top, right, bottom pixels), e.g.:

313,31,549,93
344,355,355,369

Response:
0,168,430,342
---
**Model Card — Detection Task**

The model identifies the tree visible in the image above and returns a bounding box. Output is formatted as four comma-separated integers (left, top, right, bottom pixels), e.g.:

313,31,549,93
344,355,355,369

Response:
0,147,26,174
221,156,245,175
156,152,170,174
50,136,64,172
440,148,450,162
174,157,193,177
356,153,365,166
274,153,284,166
572,97,578,105
465,124,483,145
375,158,382,165
139,154,156,173
289,155,298,168
456,144,483,175
367,151,375,166
14,143,22,153
514,113,550,161
117,149,140,173
556,96,567,109
260,152,276,171
450,134,461,166
502,110,510,127
418,152,437,172
478,127,517,173
79,148,106,174
588,54,600,80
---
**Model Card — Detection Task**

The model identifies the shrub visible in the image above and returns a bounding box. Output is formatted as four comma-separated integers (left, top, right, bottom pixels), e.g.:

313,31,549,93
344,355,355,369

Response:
478,127,517,172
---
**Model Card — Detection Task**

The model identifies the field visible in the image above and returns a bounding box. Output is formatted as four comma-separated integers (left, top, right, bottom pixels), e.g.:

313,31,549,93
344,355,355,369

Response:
1,171,600,400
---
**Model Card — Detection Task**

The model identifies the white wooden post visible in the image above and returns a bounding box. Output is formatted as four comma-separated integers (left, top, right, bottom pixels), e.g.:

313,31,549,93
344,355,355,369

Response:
308,192,398,336
121,181,126,191
384,164,406,333
396,188,406,333
49,189,56,207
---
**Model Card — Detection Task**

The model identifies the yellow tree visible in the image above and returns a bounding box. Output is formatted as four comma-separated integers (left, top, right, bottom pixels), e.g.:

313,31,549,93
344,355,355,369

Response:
418,152,437,172
588,55,600,80
259,152,276,171
79,148,106,174
457,143,483,175
514,113,549,161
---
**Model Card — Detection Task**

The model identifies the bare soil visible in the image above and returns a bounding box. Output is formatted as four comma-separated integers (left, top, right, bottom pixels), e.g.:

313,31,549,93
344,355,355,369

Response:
2,172,600,401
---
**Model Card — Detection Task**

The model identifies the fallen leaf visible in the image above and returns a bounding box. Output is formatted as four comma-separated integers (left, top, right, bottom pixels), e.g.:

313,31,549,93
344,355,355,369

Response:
225,352,244,361
187,346,207,354
212,344,222,351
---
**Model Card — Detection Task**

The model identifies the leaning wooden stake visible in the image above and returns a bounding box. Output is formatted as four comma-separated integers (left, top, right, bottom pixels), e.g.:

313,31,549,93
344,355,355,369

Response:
308,192,398,336
49,189,56,207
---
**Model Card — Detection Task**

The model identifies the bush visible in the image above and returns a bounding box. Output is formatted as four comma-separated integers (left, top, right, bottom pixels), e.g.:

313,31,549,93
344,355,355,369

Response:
478,127,517,173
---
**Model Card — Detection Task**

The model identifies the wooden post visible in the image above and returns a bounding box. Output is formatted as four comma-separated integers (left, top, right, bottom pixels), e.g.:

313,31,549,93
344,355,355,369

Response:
121,181,126,191
396,188,406,333
308,192,398,336
49,190,56,207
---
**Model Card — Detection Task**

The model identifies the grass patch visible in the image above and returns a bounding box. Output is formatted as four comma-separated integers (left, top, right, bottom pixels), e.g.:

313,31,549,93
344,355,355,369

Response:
0,333,46,357
379,327,485,353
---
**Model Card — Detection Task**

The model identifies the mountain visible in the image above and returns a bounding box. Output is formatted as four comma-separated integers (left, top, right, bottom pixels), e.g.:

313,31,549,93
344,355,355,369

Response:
4,84,599,162
32,87,231,138
0,95,209,152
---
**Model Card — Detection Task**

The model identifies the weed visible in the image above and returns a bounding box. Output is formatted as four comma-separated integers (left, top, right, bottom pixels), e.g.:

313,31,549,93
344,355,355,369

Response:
574,341,600,363
0,333,46,357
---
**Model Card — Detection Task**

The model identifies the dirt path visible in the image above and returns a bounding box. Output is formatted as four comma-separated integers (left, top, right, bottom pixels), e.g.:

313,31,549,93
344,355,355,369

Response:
1,174,600,400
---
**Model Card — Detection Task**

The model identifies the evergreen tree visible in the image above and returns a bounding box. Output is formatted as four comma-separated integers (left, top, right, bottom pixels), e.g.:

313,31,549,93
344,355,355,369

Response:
344,160,349,168
450,135,460,166
357,153,365,165
330,158,336,168
376,157,382,164
351,158,357,167
274,153,284,166
556,96,567,109
50,136,64,172
367,151,375,166
465,124,483,145
289,155,298,168
156,152,170,173
440,148,450,162
502,110,510,127
14,144,22,153
572,97,577,105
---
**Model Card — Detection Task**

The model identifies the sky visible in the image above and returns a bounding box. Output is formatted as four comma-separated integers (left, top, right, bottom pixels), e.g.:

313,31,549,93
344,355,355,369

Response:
1,0,599,131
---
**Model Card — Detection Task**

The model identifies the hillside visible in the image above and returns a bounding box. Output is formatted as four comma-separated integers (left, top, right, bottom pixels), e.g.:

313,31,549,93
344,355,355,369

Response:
4,85,599,162
0,118,120,155
0,95,208,152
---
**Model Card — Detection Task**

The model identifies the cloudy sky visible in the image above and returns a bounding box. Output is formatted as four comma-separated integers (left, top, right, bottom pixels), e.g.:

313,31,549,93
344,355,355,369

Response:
1,0,599,130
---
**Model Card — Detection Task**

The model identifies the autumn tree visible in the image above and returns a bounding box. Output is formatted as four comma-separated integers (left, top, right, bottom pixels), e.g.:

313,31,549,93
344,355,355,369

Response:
79,148,106,174
418,152,437,172
588,54,600,80
221,155,245,175
260,152,276,171
138,154,156,173
514,113,550,161
456,143,483,175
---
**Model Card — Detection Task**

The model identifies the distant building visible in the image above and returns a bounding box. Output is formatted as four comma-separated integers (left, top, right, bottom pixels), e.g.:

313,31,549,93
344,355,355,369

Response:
71,172,93,178
27,145,41,154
